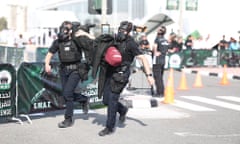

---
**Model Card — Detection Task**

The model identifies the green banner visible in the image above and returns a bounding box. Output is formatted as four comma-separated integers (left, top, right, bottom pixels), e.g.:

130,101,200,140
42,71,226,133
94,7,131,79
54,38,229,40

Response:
219,50,240,67
179,49,218,67
166,49,240,68
165,52,184,69
17,62,102,114
0,64,16,118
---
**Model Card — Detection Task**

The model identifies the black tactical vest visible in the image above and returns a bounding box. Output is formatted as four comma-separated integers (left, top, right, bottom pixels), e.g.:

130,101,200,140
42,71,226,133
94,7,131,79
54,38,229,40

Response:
58,40,81,63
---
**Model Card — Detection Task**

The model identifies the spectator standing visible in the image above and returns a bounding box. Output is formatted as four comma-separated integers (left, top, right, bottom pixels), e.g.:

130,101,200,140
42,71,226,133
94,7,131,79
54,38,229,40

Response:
167,32,179,53
229,37,240,50
138,34,153,68
14,34,27,48
193,36,205,49
184,35,193,50
218,35,228,50
152,26,169,97
176,36,183,52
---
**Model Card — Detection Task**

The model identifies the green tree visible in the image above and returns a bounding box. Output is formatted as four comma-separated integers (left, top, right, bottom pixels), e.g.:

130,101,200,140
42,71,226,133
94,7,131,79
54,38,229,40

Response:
0,17,8,31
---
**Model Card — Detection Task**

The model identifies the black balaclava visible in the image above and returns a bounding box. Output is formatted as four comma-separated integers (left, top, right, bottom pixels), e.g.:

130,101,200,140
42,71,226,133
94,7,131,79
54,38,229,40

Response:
57,21,72,42
116,21,133,42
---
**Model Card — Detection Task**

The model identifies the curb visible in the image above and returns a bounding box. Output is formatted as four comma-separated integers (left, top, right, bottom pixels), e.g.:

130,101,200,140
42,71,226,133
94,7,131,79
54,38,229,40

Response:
183,69,240,80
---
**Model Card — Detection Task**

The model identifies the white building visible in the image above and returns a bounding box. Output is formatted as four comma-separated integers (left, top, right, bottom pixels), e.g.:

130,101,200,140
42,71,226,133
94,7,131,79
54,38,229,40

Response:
2,0,239,47
34,0,239,44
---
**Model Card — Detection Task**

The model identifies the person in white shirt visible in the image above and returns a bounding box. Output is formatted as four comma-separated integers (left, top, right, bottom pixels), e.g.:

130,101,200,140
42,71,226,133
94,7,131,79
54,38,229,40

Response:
14,34,27,48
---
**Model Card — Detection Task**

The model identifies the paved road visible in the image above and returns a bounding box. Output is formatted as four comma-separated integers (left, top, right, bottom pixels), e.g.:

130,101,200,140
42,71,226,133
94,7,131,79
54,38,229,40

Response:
0,69,240,144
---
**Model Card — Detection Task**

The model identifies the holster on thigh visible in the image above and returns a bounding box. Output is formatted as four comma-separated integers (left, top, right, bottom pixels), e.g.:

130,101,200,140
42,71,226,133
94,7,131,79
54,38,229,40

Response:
110,72,128,94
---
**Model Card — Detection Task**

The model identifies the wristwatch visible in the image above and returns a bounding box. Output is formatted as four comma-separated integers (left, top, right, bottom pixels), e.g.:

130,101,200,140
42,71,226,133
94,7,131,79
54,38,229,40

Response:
146,73,153,77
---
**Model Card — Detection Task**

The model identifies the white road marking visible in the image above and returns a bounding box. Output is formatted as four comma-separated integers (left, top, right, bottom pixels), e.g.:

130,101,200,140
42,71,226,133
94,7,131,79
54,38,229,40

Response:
132,99,151,108
173,100,216,111
174,132,240,137
182,96,240,111
74,109,95,114
216,96,240,103
128,107,190,119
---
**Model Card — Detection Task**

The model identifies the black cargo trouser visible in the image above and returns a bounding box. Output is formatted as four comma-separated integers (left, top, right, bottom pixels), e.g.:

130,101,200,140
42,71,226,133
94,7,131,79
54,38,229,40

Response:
60,65,88,119
102,70,129,130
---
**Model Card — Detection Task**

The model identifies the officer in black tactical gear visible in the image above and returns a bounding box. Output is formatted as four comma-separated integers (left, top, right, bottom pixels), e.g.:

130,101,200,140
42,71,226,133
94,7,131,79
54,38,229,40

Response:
95,21,154,136
152,26,169,97
45,21,91,128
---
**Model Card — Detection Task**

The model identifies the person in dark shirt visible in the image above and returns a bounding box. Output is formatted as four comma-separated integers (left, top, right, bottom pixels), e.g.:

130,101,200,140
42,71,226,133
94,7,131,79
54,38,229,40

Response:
152,26,169,97
184,35,193,50
218,35,228,50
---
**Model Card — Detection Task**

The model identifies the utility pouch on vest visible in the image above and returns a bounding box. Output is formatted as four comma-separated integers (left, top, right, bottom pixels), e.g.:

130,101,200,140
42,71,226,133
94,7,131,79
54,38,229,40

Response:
110,72,129,93
78,63,90,81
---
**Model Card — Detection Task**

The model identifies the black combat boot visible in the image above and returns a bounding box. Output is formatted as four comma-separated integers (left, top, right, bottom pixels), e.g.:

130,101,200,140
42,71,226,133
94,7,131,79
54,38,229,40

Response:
119,106,128,123
58,117,73,128
98,127,114,136
82,98,89,114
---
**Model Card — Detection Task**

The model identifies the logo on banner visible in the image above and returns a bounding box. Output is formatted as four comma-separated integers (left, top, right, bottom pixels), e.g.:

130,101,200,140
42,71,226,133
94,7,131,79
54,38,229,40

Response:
0,70,12,90
169,54,181,69
212,50,218,57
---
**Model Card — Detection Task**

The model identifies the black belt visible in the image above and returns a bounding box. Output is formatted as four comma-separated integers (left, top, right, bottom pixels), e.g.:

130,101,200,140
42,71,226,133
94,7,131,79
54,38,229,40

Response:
62,63,79,70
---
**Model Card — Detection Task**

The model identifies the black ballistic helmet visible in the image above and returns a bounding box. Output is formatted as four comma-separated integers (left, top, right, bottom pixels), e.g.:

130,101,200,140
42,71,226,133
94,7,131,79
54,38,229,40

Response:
71,21,81,33
59,21,72,32
118,21,133,33
79,24,96,33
